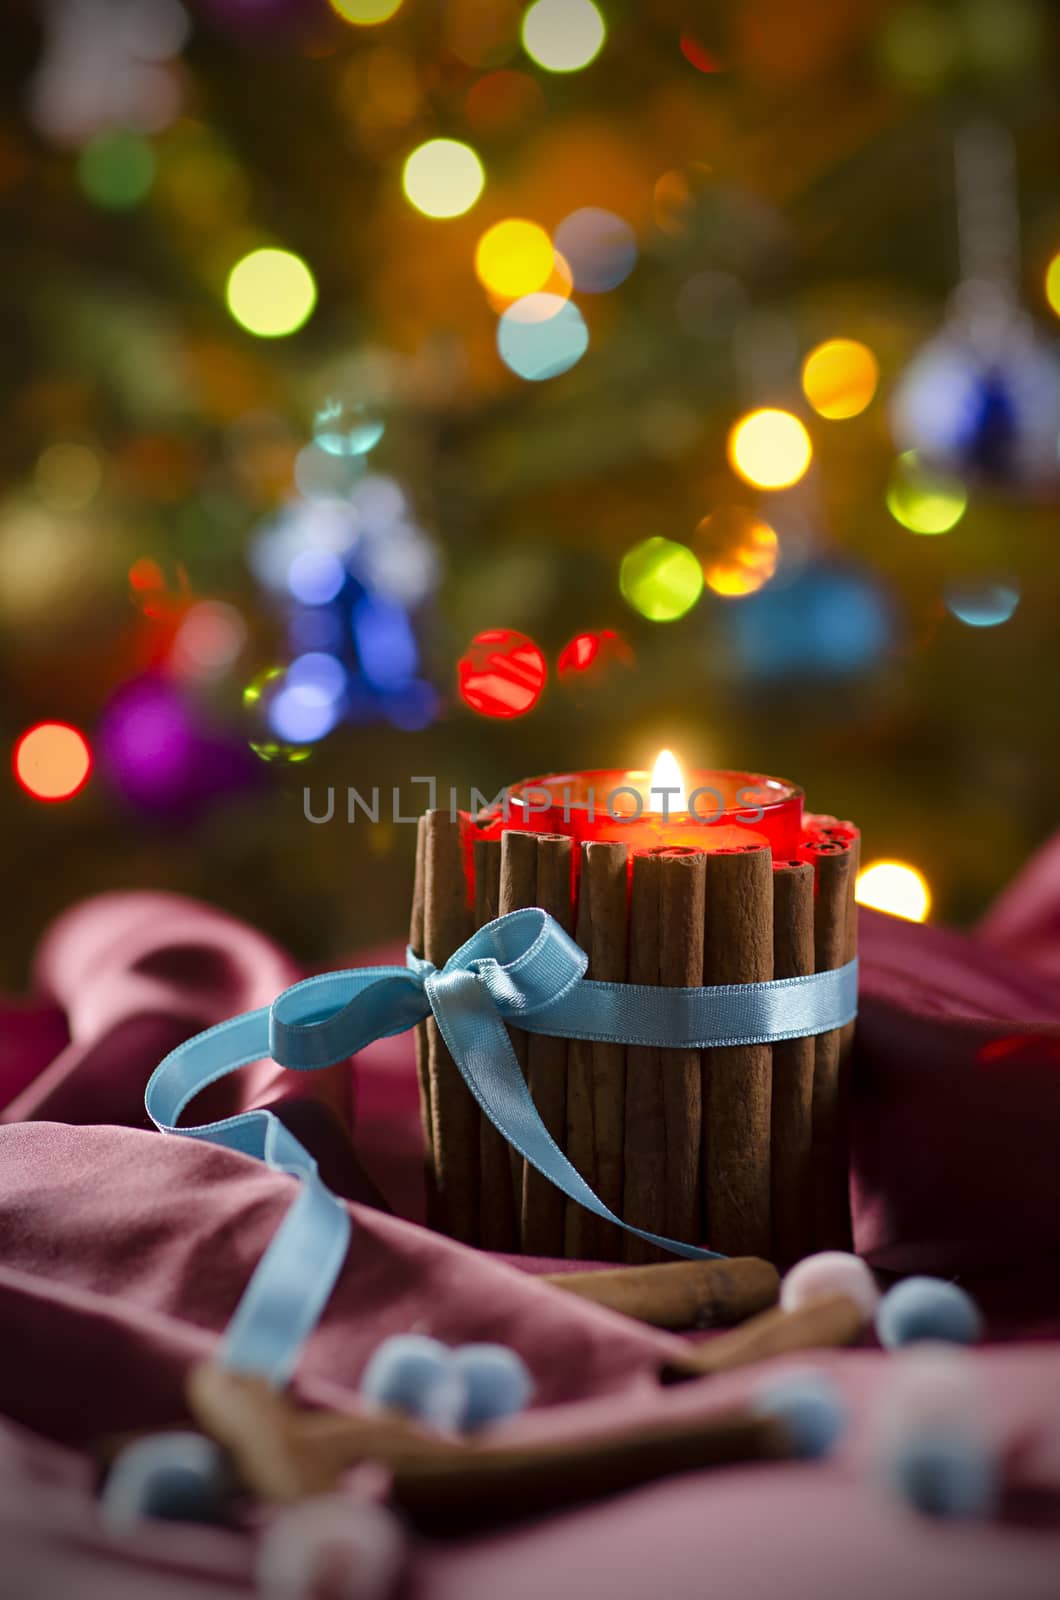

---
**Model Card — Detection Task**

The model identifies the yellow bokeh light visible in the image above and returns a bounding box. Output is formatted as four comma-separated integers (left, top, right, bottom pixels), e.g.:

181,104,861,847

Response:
522,0,606,73
328,0,402,22
801,338,879,419
475,218,554,300
886,451,967,535
855,860,931,923
1045,251,1060,318
696,507,778,598
402,138,484,219
226,248,317,338
727,409,812,491
34,442,103,510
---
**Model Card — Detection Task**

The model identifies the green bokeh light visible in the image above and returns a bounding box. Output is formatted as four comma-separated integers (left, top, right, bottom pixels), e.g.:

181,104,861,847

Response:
620,536,703,622
886,451,968,535
77,131,157,210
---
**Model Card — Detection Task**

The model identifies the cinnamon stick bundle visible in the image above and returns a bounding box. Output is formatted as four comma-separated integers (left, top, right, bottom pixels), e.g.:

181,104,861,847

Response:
565,840,628,1261
474,834,519,1252
802,834,856,1251
522,833,573,1256
769,859,816,1269
702,844,774,1258
423,810,477,1244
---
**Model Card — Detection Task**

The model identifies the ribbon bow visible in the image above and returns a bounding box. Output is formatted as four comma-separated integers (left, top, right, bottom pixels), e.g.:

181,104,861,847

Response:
146,908,857,1384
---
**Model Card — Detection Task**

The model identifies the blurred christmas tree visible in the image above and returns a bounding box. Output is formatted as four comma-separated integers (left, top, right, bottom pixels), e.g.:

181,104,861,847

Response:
1,0,1058,983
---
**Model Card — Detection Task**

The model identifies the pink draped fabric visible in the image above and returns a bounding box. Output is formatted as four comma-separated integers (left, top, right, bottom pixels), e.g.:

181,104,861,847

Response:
2,845,1060,1598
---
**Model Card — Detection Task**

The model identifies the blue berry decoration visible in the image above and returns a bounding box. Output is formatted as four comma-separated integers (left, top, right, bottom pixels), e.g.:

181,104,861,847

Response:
359,1334,466,1431
453,1344,534,1431
750,1369,847,1460
876,1278,983,1349
884,1427,999,1520
100,1431,230,1528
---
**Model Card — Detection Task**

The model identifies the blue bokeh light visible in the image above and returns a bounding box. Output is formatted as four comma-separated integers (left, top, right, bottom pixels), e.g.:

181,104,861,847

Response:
497,295,589,381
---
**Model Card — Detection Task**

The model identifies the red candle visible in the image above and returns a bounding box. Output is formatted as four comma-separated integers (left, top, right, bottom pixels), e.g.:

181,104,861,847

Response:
475,751,804,856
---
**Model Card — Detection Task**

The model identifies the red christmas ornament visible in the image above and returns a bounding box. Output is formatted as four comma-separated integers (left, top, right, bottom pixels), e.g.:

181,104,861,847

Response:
458,628,546,719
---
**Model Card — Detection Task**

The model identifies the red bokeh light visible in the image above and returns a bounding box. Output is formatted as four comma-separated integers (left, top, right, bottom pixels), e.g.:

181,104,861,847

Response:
679,34,722,73
458,628,546,719
557,629,634,686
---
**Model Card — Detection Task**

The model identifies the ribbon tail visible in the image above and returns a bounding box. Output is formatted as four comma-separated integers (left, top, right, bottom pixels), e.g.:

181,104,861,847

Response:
426,968,723,1262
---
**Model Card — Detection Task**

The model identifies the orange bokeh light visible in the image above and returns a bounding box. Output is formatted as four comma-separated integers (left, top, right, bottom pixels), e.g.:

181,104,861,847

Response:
14,721,93,801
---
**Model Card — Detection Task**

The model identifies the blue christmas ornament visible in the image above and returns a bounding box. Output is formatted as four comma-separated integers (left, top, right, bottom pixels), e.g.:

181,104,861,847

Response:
751,1369,847,1460
453,1344,534,1431
876,1278,984,1348
359,1334,466,1431
100,1431,229,1528
883,1427,999,1520
891,323,1060,489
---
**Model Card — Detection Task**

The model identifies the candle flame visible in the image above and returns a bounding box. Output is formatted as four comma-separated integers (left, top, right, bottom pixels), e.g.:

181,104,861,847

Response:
649,748,688,812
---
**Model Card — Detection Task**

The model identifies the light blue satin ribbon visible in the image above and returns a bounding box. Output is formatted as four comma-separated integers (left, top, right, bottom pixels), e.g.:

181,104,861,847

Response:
146,907,857,1384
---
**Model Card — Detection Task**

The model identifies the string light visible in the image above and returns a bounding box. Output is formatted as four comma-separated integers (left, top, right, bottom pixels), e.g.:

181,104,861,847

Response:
226,248,317,337
521,0,605,73
553,207,636,292
620,537,703,622
727,409,812,490
801,339,879,419
475,219,554,300
696,508,778,598
14,722,93,801
497,295,588,380
945,580,1020,628
886,451,967,534
402,138,484,218
458,628,546,718
855,860,931,923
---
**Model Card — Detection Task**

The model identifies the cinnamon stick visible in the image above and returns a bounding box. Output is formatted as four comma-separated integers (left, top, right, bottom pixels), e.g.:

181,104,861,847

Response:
565,840,628,1261
803,835,855,1251
410,815,435,1220
543,1255,778,1329
475,835,519,1252
423,809,477,1244
769,859,816,1269
188,1363,792,1532
499,829,538,1231
660,1293,867,1383
622,851,668,1263
702,843,774,1258
522,833,573,1256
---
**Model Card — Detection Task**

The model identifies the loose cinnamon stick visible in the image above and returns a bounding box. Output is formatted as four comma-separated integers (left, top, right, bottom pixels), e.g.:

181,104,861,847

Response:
188,1363,792,1532
522,833,573,1256
410,816,435,1219
543,1255,778,1329
770,859,816,1269
622,851,668,1264
424,810,477,1244
499,829,538,1229
702,844,774,1257
475,835,519,1252
661,1292,867,1383
565,840,628,1261
803,835,855,1251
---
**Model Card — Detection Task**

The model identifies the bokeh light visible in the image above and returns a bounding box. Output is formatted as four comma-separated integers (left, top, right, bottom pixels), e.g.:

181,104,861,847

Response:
1045,250,1060,318
287,547,346,605
475,218,554,300
402,138,484,218
620,537,703,622
497,294,588,380
328,0,402,23
801,339,879,420
226,248,317,337
352,594,418,689
465,70,544,134
729,562,890,680
78,130,156,209
727,409,812,490
521,0,605,73
557,628,634,692
695,508,779,598
855,860,931,923
553,207,636,292
458,628,547,718
886,451,968,534
34,442,102,510
14,722,92,802
945,580,1020,628
170,601,247,680
313,397,385,457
